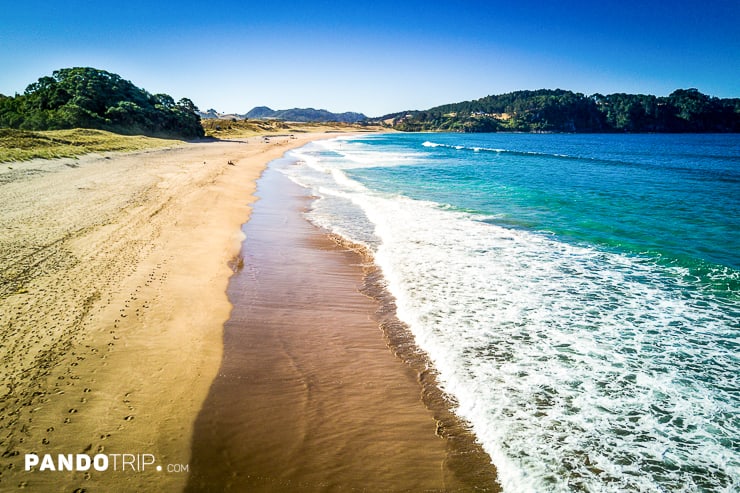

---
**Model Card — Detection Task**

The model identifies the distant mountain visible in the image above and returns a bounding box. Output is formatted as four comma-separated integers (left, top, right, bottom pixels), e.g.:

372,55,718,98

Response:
244,106,276,119
372,88,740,133
198,108,243,120
244,106,367,123
198,108,221,119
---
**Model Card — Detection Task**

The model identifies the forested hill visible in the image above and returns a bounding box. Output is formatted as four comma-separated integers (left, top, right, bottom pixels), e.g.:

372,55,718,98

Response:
244,106,367,123
0,68,204,139
377,89,740,133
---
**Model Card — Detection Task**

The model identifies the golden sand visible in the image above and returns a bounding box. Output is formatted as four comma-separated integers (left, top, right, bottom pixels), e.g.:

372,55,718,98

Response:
0,135,328,491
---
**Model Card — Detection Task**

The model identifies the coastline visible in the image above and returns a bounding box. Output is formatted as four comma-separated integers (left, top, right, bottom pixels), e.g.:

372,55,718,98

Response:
185,161,499,491
0,133,337,491
1,132,501,492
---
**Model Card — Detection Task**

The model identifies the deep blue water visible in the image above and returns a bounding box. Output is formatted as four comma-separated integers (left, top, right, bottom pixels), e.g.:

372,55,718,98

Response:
283,133,740,492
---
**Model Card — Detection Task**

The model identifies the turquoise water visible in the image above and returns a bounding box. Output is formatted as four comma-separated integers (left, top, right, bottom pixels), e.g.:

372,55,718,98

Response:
283,133,740,492
359,134,739,276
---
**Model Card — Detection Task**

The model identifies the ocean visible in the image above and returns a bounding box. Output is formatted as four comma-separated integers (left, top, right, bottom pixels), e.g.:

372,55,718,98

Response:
281,133,740,492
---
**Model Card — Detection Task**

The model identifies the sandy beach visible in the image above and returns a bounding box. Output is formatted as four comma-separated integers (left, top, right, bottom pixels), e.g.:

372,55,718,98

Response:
184,164,498,492
0,134,329,491
0,133,498,491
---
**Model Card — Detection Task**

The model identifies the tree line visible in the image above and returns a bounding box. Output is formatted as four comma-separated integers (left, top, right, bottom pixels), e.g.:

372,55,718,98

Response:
379,89,740,133
0,67,204,139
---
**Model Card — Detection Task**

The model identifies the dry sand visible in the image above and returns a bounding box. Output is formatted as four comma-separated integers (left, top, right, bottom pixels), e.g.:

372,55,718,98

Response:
0,134,334,491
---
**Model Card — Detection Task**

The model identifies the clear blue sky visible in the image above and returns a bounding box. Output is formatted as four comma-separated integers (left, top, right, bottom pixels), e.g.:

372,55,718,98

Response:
1,0,738,116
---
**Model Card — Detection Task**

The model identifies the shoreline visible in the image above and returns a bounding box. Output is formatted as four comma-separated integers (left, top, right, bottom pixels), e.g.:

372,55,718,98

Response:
1,133,500,492
0,133,338,491
185,160,451,490
185,156,500,491
352,239,501,490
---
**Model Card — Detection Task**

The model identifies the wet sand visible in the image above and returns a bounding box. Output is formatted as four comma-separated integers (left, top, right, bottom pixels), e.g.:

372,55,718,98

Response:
185,162,499,491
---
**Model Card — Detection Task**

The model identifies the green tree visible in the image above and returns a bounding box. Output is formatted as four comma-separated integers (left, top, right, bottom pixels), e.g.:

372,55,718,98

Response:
0,67,203,138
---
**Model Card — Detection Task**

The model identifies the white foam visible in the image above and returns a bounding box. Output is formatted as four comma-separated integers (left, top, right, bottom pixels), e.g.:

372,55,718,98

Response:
311,138,426,168
281,139,740,493
363,196,738,492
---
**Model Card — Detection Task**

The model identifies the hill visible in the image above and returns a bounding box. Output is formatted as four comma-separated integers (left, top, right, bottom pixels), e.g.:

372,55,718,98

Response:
197,108,244,120
244,106,367,123
0,67,204,139
375,89,740,133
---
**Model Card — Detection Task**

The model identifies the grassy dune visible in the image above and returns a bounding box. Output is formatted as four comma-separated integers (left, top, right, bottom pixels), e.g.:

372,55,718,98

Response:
0,128,182,163
201,118,383,138
0,121,384,163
